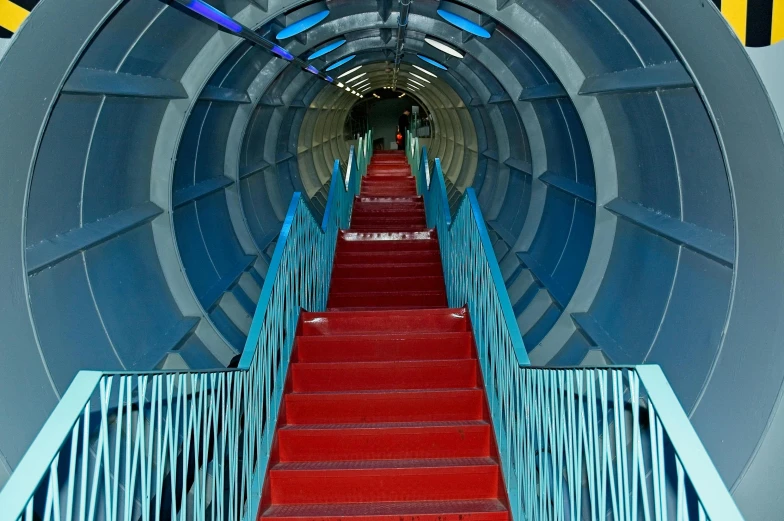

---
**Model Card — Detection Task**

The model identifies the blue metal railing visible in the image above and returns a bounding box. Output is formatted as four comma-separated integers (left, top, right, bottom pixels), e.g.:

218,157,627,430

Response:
411,143,744,521
0,136,371,521
356,129,373,178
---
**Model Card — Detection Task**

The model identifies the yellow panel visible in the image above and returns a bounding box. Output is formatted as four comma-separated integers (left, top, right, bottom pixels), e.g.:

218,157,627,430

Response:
773,0,784,44
0,0,28,32
722,0,748,45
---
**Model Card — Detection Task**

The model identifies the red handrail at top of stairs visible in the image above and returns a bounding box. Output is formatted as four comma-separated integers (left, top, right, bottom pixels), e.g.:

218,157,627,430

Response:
256,150,510,521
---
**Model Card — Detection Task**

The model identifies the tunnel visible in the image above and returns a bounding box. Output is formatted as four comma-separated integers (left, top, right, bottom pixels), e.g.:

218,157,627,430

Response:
1,0,783,518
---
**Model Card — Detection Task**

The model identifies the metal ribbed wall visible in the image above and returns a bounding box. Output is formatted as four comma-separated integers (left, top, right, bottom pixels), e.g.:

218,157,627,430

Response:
0,0,783,518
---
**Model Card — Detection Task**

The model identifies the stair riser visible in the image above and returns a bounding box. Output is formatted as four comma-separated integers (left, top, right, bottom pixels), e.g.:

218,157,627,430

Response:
351,223,426,229
332,264,442,277
330,276,444,292
327,293,447,309
262,510,507,521
350,217,426,225
353,206,423,213
278,425,491,461
360,182,416,190
335,251,440,262
337,240,438,253
291,360,477,391
270,466,499,504
367,167,412,174
362,184,416,189
360,192,419,197
357,196,422,203
295,334,473,362
285,390,484,424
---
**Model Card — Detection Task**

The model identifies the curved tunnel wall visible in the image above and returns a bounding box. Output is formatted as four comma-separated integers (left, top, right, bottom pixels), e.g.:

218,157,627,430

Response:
1,0,784,518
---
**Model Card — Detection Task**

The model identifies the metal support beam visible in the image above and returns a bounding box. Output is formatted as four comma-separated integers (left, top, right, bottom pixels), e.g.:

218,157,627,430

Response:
391,0,412,89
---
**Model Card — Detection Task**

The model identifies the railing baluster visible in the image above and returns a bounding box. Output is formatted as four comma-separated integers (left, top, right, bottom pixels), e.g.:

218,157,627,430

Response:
0,133,373,521
409,140,744,521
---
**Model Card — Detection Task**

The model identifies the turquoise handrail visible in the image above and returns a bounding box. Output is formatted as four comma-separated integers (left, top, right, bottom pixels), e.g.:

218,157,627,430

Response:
410,142,744,521
0,133,372,521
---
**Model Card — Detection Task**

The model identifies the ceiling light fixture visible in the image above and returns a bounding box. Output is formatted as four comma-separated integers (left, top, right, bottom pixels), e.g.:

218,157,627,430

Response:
347,73,367,83
417,54,448,70
276,10,330,40
436,9,491,38
326,54,356,71
409,73,431,83
338,65,362,79
408,79,425,87
412,64,437,77
424,37,464,58
308,39,347,60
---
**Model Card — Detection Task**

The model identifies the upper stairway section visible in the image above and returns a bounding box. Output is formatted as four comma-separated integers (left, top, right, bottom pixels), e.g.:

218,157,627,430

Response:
328,150,447,310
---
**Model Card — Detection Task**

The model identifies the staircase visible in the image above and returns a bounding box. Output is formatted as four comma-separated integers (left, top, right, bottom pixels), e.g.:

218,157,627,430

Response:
258,150,510,521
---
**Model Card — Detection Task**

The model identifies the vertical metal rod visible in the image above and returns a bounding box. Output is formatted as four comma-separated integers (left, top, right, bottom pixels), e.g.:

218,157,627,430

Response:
391,0,411,89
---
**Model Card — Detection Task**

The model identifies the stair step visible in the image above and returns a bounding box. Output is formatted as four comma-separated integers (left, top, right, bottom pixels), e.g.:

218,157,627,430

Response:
269,458,500,504
291,359,476,392
349,224,425,230
357,196,422,203
261,499,508,521
361,189,418,194
295,332,474,363
327,291,447,309
285,389,484,424
330,275,444,292
352,208,424,216
367,166,412,173
337,236,437,252
370,157,409,163
335,250,439,263
351,216,426,225
278,421,491,461
332,262,443,278
301,308,467,335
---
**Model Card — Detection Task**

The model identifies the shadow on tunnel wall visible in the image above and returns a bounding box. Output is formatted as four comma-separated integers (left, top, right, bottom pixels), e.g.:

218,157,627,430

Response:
0,0,783,518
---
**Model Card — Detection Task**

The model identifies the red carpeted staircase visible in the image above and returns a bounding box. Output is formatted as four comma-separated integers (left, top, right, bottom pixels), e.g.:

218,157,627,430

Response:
258,150,510,521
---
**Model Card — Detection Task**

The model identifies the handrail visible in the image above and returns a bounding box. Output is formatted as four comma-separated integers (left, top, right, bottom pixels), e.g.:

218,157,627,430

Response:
0,132,372,521
410,141,744,521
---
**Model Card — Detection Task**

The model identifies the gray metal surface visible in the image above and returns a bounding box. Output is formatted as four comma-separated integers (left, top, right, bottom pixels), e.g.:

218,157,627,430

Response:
0,0,783,517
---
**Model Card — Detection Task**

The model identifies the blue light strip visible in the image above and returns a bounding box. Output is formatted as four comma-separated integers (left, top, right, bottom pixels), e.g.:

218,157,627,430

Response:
184,0,242,32
436,9,491,38
306,65,320,75
271,45,294,61
417,54,448,70
325,54,356,71
276,10,330,40
308,39,347,60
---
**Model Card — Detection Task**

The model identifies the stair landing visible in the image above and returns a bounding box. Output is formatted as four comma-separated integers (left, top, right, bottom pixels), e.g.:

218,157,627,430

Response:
258,150,509,521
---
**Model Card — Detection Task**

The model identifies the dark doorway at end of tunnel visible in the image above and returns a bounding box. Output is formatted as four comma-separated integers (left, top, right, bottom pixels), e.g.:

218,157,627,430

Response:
345,90,430,151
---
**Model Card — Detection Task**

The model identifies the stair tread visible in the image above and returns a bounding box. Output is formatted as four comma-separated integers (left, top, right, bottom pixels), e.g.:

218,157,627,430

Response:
290,388,480,396
340,231,434,240
292,358,475,391
273,457,497,471
329,289,446,296
280,420,488,430
303,308,465,319
334,261,441,267
263,499,507,518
